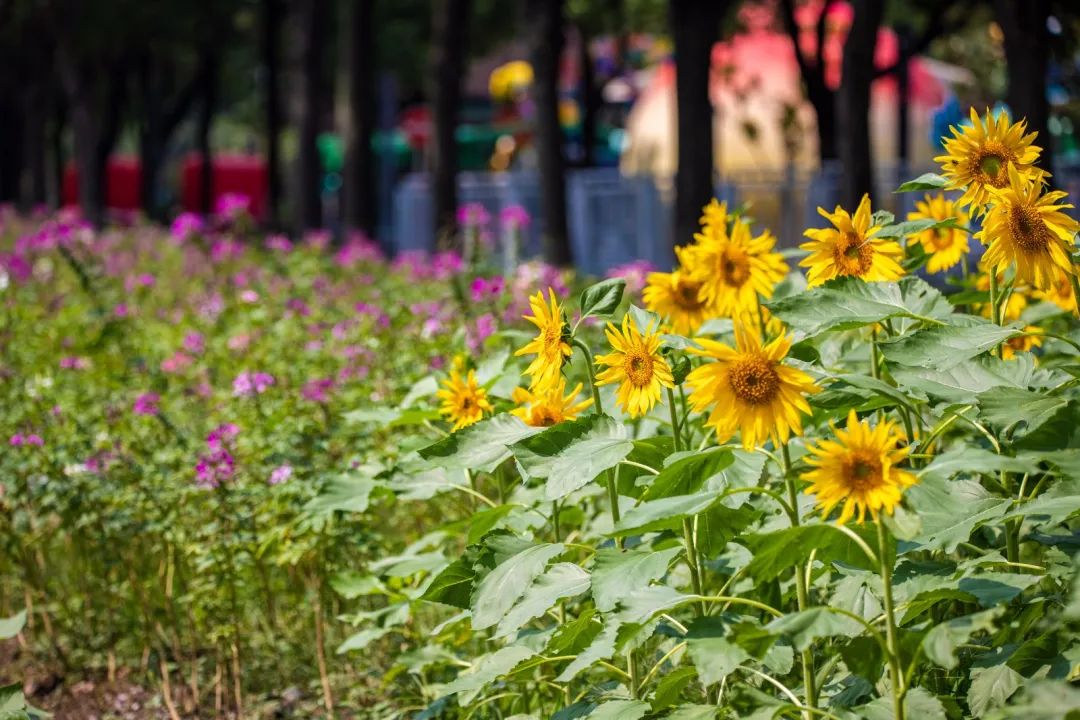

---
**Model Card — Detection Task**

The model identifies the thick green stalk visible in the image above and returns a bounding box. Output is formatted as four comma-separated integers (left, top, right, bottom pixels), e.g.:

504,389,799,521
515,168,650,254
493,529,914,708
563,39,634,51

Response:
781,443,817,714
668,387,705,615
574,337,621,543
877,518,905,720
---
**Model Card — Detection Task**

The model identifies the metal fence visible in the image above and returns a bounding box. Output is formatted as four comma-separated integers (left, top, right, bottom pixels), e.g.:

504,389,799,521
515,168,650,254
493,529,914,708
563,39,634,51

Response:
391,161,1080,275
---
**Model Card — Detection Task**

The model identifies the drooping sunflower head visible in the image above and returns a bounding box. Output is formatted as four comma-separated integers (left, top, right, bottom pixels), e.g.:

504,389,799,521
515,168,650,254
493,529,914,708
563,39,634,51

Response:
680,218,788,316
935,107,1045,210
800,194,905,287
642,270,715,336
685,321,819,449
976,165,1079,290
515,288,572,391
594,315,675,418
437,369,494,431
802,410,917,525
908,193,970,274
1001,326,1043,361
1035,267,1077,313
511,379,594,427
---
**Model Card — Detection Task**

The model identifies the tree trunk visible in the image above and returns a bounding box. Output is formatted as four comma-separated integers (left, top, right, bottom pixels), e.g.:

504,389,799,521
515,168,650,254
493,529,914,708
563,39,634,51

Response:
578,25,598,168
298,0,327,231
669,0,723,248
528,0,571,265
837,0,882,207
344,0,377,236
995,0,1052,175
779,0,837,164
431,0,470,245
262,0,283,227
197,53,218,215
139,55,163,218
0,97,23,204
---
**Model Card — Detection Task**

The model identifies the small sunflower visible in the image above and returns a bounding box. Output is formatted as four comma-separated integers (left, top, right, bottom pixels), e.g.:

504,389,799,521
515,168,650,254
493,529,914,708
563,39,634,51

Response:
437,369,493,431
595,315,675,418
515,288,572,391
907,194,970,273
1035,267,1077,313
679,218,788,316
935,107,1045,210
800,195,906,287
976,165,1080,290
511,379,593,427
1001,326,1043,360
642,270,715,336
686,322,818,449
802,410,917,525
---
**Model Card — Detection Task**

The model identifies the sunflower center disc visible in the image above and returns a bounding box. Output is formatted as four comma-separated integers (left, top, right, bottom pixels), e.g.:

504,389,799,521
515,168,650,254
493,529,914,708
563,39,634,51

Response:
728,355,780,405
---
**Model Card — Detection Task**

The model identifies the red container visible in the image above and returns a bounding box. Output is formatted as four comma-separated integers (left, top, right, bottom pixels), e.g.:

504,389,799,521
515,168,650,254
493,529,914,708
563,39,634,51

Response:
181,154,268,221
62,156,143,210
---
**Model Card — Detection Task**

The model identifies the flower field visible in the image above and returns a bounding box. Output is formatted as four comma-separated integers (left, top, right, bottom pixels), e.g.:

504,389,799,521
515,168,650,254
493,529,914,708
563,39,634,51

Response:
3,110,1080,719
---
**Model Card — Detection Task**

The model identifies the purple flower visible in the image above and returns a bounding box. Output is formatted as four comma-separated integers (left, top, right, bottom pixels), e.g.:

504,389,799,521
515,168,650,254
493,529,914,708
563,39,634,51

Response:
9,434,24,446
60,356,90,371
114,303,130,318
268,464,293,486
470,276,505,302
206,423,240,451
304,229,332,251
161,351,194,374
214,193,251,222
606,260,656,295
265,234,293,253
500,204,531,229
11,433,43,447
170,212,204,244
457,202,491,228
301,377,334,404
431,250,464,279
132,392,161,417
195,449,235,489
233,371,275,397
334,234,383,267
183,332,205,354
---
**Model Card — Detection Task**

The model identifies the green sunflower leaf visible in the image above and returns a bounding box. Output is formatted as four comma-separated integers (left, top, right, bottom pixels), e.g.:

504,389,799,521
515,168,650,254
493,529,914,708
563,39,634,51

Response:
895,172,950,192
580,278,627,320
511,414,633,501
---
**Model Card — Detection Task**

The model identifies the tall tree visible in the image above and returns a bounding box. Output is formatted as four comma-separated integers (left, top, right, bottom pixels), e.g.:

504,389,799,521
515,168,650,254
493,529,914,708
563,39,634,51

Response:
994,0,1052,175
298,0,328,231
669,0,724,249
430,0,470,245
196,51,219,214
837,0,883,206
344,0,377,236
262,0,284,227
527,0,572,265
779,0,837,164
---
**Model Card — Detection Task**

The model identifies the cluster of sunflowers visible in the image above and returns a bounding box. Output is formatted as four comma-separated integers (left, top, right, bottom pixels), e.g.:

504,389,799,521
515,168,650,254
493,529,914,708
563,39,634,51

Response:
437,107,1078,528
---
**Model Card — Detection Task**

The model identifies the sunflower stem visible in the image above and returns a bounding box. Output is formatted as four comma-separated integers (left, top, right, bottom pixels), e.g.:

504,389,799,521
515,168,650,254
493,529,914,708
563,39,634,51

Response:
575,336,622,546
877,517,905,720
870,328,881,381
781,442,817,715
668,386,705,615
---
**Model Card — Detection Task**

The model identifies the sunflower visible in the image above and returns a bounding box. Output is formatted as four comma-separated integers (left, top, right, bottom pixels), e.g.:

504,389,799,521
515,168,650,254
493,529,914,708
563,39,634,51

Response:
802,410,917,525
437,369,493,431
935,107,1045,210
800,195,905,286
515,288,572,391
679,218,788,316
976,165,1079,290
511,379,593,427
1001,326,1043,360
686,322,818,450
1035,267,1077,313
907,194,970,273
595,315,675,418
642,270,715,336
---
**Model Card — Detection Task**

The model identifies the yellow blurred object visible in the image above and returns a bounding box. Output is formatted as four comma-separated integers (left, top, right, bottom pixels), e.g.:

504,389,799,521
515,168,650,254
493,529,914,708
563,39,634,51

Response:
489,60,534,100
